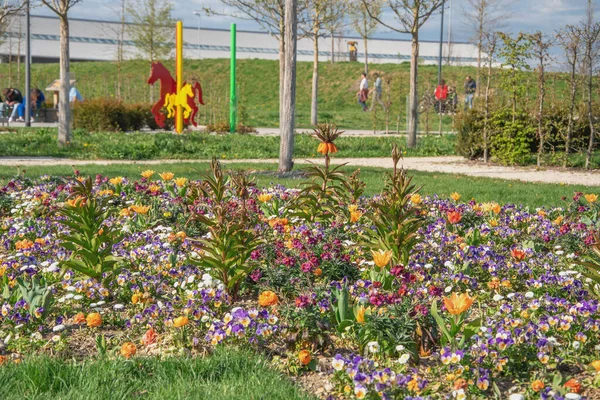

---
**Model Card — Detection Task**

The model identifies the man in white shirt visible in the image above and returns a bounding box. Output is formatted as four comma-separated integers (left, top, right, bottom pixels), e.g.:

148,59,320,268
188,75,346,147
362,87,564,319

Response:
357,72,368,111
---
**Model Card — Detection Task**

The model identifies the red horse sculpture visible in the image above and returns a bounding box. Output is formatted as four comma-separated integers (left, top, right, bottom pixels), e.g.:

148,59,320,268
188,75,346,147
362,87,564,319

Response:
147,61,204,129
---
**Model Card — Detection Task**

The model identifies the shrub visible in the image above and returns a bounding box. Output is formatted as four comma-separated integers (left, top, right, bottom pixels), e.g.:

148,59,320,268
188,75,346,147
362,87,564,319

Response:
489,109,535,165
454,109,485,160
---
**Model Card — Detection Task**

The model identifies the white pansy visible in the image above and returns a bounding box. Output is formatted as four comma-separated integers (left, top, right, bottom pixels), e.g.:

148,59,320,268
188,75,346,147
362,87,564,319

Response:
398,354,410,364
52,324,65,332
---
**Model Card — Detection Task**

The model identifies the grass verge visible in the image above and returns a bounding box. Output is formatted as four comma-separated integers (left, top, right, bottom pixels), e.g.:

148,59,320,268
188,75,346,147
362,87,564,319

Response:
0,128,455,159
1,162,593,208
0,347,315,400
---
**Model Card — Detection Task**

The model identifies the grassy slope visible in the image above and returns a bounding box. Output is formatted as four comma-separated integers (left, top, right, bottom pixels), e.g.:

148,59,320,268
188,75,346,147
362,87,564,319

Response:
0,347,315,400
0,128,456,159
2,162,592,208
0,59,570,130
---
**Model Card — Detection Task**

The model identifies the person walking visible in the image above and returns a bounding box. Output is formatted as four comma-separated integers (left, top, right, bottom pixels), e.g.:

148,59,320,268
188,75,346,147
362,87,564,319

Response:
357,72,369,112
1,88,23,122
434,80,449,114
464,75,476,110
369,73,386,112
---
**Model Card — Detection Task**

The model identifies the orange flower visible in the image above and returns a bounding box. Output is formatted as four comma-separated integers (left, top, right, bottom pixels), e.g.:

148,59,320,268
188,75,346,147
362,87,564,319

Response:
130,205,150,214
453,378,467,390
73,312,86,325
159,172,174,181
298,350,312,365
317,142,338,155
15,239,34,250
450,192,461,202
447,211,462,224
66,196,86,208
142,327,158,347
148,184,161,193
410,194,422,205
86,312,102,328
141,170,155,179
590,360,600,372
371,249,393,268
132,293,141,304
531,380,545,392
173,316,189,328
564,379,581,393
584,193,598,203
350,210,362,223
511,248,526,261
313,267,322,277
258,291,279,307
120,342,137,359
553,215,564,225
443,292,475,315
0,355,7,365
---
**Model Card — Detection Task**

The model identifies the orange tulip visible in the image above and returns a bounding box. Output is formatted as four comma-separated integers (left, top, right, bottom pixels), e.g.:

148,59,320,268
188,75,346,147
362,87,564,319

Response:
350,210,362,223
173,316,189,328
258,291,279,307
443,292,475,315
73,312,86,325
371,249,393,268
120,342,137,359
447,211,462,224
298,350,312,366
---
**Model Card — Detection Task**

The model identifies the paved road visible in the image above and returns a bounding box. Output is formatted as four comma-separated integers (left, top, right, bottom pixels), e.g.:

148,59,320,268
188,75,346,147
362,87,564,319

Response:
0,156,598,186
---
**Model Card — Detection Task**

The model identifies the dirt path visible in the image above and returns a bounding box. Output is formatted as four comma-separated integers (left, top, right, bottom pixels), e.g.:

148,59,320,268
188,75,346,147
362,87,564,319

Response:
0,156,598,186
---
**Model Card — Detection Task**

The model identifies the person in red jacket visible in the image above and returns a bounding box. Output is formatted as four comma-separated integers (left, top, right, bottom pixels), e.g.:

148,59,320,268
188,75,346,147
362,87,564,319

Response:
434,80,449,114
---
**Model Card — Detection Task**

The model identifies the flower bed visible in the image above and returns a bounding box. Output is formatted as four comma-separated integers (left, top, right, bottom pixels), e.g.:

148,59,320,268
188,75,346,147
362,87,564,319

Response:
0,126,599,399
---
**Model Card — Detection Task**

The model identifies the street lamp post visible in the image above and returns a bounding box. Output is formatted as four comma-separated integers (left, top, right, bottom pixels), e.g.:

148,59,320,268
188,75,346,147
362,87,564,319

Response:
25,0,31,127
193,11,201,59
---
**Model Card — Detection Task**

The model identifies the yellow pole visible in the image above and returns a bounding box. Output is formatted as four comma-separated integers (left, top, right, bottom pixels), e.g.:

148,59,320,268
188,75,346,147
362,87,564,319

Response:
176,21,183,133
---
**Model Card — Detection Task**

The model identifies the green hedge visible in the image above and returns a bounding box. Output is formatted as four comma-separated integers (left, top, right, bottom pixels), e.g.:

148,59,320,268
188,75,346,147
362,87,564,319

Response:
72,99,173,132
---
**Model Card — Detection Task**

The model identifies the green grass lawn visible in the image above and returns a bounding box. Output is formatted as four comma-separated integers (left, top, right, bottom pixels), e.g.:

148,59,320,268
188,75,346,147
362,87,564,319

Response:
0,128,456,159
3,161,593,208
0,58,571,131
0,347,315,400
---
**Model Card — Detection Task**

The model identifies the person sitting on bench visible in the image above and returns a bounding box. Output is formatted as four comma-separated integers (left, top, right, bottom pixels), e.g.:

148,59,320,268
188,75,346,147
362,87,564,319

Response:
17,89,45,122
1,88,23,122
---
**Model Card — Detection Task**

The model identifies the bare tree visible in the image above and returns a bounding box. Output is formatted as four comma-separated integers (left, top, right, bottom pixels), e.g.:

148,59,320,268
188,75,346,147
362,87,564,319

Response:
0,0,26,27
214,1,306,129
578,0,600,170
301,0,345,125
360,0,444,148
324,0,348,64
279,0,298,172
462,0,510,96
556,26,582,166
482,31,498,163
127,0,174,62
40,0,82,147
529,31,553,167
350,0,381,74
101,0,128,99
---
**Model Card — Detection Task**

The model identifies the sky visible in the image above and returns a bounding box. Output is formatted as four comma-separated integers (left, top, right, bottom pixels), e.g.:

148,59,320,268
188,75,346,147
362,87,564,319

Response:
34,0,598,44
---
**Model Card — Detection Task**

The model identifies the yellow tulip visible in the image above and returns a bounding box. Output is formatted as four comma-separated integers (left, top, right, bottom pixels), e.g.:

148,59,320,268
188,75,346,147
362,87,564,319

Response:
371,249,393,268
109,176,124,185
410,194,422,205
141,170,155,179
585,194,598,203
174,177,188,187
159,172,174,181
450,192,461,202
257,193,273,203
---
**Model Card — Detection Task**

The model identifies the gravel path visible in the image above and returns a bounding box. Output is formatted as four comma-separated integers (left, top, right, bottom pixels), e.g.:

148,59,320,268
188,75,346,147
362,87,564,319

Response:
0,156,598,186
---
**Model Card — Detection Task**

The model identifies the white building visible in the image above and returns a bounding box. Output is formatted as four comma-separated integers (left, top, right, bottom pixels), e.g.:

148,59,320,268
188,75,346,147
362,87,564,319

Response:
0,15,479,65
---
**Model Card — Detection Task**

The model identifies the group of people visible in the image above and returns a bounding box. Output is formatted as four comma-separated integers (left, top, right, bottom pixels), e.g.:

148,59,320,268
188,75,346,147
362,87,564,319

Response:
356,72,386,112
0,85,83,123
434,75,477,114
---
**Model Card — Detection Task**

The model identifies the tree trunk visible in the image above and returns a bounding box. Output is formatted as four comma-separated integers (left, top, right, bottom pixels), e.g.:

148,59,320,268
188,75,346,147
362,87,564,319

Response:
279,0,297,172
586,54,595,170
565,64,576,167
278,21,286,129
537,67,545,167
483,56,492,163
311,30,319,126
363,36,368,74
407,33,419,148
331,29,335,64
58,15,71,147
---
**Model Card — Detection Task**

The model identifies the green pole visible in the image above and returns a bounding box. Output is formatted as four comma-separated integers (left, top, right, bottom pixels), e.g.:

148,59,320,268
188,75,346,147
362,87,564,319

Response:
230,23,237,133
